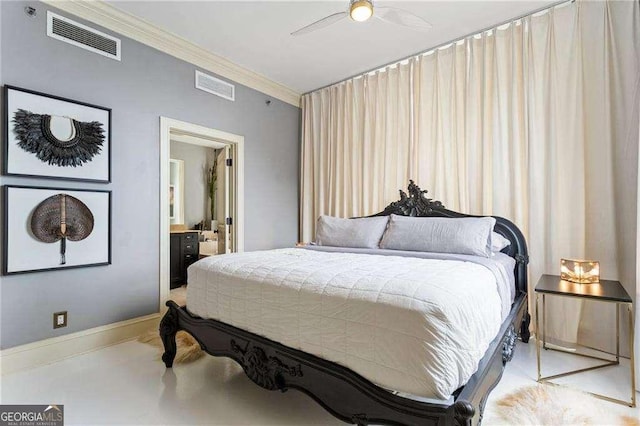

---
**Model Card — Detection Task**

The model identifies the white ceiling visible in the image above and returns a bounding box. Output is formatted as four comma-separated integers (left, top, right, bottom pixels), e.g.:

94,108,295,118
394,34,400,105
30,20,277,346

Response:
108,1,556,94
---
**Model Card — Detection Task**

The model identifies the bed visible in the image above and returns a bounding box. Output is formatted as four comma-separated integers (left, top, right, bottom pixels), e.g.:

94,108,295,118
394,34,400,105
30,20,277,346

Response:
160,181,530,426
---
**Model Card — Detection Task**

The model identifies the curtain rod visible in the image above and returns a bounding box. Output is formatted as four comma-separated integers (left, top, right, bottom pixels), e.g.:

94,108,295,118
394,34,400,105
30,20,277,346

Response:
302,0,575,96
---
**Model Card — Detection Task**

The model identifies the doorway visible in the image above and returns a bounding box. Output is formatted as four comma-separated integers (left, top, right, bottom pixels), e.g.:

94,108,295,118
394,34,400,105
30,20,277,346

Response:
159,117,244,311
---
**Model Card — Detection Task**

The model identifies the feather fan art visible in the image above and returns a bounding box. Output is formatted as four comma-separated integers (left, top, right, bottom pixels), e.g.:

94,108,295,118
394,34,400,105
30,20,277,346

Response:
12,109,105,167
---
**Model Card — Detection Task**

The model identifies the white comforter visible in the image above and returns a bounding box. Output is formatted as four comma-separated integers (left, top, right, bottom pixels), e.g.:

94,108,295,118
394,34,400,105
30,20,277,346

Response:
187,248,505,400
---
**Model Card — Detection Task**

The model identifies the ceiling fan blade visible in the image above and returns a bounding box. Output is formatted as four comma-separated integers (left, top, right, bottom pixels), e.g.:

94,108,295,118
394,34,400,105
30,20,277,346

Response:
375,7,432,31
291,12,348,36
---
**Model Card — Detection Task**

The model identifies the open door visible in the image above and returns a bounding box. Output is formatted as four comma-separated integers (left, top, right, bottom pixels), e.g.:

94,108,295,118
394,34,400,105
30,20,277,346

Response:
223,145,233,254
216,146,233,254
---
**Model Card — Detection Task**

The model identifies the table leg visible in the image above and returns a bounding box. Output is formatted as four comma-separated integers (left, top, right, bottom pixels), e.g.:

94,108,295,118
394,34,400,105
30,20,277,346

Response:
536,293,541,381
616,303,620,363
542,294,546,349
535,290,634,407
629,304,636,408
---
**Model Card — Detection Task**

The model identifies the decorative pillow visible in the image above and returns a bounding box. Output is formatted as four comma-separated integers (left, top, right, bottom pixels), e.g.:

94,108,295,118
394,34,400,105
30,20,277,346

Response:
315,215,389,249
379,215,496,257
492,231,511,252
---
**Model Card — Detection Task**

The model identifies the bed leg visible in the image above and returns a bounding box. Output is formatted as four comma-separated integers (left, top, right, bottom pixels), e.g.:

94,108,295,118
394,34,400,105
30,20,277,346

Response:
453,400,474,426
159,304,179,368
520,311,531,343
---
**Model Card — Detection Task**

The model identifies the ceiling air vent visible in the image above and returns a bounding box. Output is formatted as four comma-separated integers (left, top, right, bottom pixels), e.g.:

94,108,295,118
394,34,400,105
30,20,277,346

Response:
47,11,121,61
195,70,235,101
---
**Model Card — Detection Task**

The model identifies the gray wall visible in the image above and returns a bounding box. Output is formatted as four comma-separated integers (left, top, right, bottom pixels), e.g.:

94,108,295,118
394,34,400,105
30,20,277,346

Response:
169,141,217,227
0,1,300,349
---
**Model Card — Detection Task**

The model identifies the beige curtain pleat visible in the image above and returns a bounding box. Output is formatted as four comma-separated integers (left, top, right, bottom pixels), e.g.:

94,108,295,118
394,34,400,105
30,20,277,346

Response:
578,0,639,355
300,0,639,350
301,61,413,238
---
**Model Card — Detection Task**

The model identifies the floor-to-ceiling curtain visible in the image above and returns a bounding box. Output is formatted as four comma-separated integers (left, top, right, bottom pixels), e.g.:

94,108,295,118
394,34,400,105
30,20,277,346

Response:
301,62,413,221
637,87,640,394
411,4,596,347
631,93,640,391
301,0,639,350
569,0,639,356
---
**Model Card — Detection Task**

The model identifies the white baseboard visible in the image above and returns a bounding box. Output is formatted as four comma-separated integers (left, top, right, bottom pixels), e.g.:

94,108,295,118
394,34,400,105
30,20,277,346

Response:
0,313,160,375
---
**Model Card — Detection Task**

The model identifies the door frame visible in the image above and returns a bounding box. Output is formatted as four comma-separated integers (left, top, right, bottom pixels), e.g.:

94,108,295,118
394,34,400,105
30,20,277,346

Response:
159,117,244,311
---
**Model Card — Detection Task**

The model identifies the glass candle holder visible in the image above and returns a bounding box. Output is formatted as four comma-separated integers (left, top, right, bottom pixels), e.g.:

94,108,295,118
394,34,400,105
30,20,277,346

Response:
560,258,600,284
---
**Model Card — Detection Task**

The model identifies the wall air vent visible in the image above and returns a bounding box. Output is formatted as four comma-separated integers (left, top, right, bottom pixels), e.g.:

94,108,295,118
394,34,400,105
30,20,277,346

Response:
47,11,121,61
195,70,235,101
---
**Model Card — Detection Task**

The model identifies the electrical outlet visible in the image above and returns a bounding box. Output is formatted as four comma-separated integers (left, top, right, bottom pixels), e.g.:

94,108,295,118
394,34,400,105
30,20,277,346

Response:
53,311,67,329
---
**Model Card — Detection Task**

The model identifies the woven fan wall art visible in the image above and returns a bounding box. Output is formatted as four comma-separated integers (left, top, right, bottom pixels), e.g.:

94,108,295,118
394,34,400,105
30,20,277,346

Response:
30,194,94,265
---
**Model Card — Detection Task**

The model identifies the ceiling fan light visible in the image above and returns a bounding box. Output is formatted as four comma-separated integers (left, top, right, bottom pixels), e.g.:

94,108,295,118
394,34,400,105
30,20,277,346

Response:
350,0,373,22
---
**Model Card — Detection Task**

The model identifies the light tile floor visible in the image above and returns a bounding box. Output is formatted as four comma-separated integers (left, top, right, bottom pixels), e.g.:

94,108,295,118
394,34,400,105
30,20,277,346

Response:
1,337,638,425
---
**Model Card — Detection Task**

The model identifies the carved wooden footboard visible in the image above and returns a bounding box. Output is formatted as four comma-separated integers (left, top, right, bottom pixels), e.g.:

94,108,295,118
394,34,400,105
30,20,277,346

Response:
161,293,527,426
159,182,530,426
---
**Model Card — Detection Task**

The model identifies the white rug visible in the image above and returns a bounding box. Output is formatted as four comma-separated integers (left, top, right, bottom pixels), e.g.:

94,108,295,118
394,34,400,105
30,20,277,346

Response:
138,286,203,364
138,329,204,364
169,285,187,306
484,384,639,426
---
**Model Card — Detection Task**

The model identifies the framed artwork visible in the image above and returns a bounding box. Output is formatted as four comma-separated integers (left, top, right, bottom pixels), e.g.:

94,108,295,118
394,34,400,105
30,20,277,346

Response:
3,185,111,275
3,85,111,183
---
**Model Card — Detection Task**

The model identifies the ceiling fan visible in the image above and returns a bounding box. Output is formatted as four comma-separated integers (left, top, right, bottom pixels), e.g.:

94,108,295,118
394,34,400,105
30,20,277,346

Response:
291,0,432,36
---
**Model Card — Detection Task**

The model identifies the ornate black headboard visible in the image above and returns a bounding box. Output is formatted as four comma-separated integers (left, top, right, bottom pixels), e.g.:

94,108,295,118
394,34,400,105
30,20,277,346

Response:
371,181,529,295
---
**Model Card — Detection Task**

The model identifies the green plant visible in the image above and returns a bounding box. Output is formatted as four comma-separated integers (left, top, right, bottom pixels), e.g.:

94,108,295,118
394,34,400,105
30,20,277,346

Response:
208,157,217,222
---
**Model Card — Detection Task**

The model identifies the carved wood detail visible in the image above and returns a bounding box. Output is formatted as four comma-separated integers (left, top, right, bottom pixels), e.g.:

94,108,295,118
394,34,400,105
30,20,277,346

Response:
375,180,444,217
230,339,303,391
477,394,490,426
350,413,368,425
501,325,517,365
453,400,475,426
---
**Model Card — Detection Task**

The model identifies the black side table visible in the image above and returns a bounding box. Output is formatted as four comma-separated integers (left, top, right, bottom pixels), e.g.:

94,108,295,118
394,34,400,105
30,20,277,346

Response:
535,274,636,407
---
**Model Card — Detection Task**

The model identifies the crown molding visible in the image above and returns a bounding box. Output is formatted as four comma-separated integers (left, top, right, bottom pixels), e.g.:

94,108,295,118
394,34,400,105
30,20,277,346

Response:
40,0,301,107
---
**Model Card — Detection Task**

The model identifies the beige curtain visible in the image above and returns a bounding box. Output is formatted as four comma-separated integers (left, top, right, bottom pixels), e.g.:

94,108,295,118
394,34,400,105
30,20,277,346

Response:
300,0,639,348
410,18,585,347
301,62,413,223
630,90,640,391
637,79,640,393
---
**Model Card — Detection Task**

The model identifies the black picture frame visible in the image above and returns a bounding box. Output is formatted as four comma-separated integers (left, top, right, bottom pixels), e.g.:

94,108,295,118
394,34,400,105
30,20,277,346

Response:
3,85,112,183
2,185,112,275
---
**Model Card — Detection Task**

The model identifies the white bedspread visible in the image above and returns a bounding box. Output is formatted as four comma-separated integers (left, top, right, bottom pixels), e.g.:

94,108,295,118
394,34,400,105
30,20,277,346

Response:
186,248,506,400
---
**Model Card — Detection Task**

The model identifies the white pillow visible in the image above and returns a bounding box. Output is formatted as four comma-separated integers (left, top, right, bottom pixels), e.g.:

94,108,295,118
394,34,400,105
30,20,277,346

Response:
380,215,496,257
315,215,389,249
491,231,511,252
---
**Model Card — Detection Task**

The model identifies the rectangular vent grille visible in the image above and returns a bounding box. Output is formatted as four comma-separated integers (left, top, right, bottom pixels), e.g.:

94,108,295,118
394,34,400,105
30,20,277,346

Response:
47,12,121,61
195,70,235,101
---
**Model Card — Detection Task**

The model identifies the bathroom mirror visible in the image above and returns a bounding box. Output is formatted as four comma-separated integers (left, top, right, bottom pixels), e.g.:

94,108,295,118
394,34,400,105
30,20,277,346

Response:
169,158,184,225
